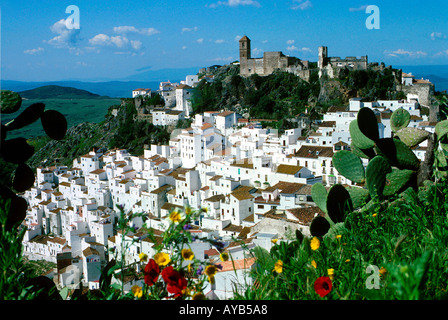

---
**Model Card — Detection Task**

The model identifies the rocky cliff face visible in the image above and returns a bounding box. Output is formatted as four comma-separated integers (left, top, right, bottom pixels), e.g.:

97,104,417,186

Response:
27,121,113,169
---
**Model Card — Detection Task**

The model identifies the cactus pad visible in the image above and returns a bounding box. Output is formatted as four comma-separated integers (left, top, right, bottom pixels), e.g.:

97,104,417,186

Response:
326,184,353,223
310,215,331,237
375,138,420,170
435,120,448,144
395,127,429,148
390,108,411,133
383,168,415,196
311,182,328,213
346,186,370,209
357,107,380,141
333,150,366,184
350,119,375,149
365,155,391,198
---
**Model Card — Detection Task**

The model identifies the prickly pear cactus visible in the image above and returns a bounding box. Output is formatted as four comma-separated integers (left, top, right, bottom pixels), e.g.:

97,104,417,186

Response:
375,138,420,171
326,184,353,224
395,127,429,148
311,182,328,213
350,119,375,149
332,150,365,184
357,107,380,142
390,108,411,133
365,155,391,198
383,168,416,197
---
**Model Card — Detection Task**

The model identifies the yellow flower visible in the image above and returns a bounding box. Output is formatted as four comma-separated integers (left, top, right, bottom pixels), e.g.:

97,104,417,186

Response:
327,268,335,280
131,285,143,298
273,260,283,273
310,237,320,251
372,213,377,217
169,210,184,224
345,259,350,263
185,206,192,215
271,239,278,244
182,248,194,261
220,252,229,262
192,292,206,300
205,265,218,283
336,234,342,240
379,267,387,276
311,260,317,268
139,253,148,262
154,252,171,266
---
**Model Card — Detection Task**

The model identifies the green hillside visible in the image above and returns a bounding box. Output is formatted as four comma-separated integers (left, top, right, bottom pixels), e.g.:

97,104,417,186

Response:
19,85,105,99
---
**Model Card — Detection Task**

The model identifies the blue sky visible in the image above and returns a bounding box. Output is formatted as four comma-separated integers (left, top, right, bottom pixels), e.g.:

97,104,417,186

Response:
1,0,448,81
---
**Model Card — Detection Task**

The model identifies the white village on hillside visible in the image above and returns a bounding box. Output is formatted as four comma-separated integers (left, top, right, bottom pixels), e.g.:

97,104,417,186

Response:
19,47,436,299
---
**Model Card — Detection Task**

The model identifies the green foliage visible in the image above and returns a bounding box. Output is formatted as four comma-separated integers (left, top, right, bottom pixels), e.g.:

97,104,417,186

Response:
0,90,22,114
238,177,448,300
108,101,170,155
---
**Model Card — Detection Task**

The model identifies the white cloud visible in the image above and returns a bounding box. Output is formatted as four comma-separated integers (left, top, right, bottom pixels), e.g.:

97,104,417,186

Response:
182,46,188,50
182,26,198,33
349,5,368,12
110,36,129,48
113,26,160,36
286,40,295,45
252,48,263,56
207,0,260,8
385,49,427,58
290,0,312,10
197,38,204,44
46,18,81,49
261,40,268,44
89,34,113,46
131,40,142,50
215,39,225,44
24,47,44,55
430,32,447,40
287,45,299,51
234,35,242,42
89,34,141,50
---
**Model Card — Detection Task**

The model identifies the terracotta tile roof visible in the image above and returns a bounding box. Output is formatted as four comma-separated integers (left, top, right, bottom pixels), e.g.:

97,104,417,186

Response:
150,184,173,194
231,191,254,201
294,145,334,159
217,110,234,117
218,257,256,272
276,164,303,175
204,194,226,203
231,158,253,169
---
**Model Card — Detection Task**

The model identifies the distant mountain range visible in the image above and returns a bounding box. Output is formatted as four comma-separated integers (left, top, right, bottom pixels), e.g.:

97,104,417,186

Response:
18,85,106,99
1,66,201,98
2,80,161,98
2,65,447,98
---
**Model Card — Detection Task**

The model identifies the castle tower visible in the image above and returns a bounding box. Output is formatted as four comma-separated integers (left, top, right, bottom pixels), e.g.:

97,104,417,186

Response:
318,46,328,69
239,35,251,76
239,35,251,60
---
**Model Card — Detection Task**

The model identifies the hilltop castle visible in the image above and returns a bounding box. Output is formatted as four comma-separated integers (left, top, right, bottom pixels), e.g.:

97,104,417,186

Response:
238,35,312,80
238,35,368,80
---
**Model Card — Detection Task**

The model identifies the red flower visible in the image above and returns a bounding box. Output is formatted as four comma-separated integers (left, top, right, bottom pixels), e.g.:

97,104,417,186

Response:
161,266,187,298
314,276,332,298
144,259,160,286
